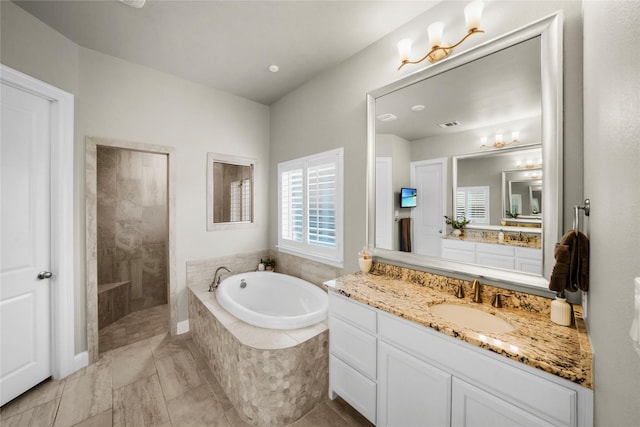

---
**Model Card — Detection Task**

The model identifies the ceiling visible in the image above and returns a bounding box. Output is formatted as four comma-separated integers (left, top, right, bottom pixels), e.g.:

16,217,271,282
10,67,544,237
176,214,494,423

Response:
375,36,542,141
14,0,439,105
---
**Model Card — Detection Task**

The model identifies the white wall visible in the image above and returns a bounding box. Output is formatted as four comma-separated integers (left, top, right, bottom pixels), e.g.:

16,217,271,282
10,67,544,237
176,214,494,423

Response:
270,0,583,272
1,1,270,353
583,1,640,425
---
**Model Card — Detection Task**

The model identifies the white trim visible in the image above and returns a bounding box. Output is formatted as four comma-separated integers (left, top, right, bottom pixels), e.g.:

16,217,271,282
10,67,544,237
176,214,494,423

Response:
0,65,77,379
73,352,89,372
176,320,190,335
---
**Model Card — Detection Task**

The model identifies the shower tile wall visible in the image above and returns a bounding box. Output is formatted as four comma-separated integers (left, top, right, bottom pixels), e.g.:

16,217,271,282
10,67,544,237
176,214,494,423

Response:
97,147,168,312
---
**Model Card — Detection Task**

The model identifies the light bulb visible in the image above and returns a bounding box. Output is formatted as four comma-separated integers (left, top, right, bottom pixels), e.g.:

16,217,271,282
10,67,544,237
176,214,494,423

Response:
480,136,488,147
511,131,520,141
495,134,503,142
464,0,484,31
428,22,444,48
397,39,413,62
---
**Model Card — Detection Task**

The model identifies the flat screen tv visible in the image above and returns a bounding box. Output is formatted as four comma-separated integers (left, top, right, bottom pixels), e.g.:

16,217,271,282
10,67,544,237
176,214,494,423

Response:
400,187,417,208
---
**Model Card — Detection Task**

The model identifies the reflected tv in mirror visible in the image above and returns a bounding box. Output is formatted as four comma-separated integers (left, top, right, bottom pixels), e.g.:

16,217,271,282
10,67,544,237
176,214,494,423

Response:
400,187,417,208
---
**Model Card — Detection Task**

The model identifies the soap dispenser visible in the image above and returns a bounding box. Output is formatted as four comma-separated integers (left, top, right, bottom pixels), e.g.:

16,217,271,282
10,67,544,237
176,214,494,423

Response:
550,293,572,326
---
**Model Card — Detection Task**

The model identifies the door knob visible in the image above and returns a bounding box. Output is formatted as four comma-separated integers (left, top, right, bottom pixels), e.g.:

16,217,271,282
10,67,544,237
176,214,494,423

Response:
37,271,53,280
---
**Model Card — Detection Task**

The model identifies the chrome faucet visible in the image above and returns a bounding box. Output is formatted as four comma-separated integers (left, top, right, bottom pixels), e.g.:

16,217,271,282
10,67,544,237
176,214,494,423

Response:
472,280,482,303
209,266,231,292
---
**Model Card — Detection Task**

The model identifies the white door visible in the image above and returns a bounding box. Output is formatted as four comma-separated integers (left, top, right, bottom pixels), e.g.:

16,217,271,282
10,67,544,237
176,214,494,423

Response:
375,157,393,250
1,82,52,405
411,158,447,257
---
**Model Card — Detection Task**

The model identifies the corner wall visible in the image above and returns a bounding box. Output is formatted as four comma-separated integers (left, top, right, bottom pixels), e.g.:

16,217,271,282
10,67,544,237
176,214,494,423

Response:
583,1,640,425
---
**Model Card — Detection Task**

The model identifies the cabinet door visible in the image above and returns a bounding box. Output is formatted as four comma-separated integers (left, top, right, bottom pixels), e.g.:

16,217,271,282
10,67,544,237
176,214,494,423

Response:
378,342,451,427
451,378,554,427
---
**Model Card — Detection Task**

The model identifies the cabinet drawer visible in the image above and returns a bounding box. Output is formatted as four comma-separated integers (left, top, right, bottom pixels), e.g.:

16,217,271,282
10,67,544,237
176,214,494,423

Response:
516,247,542,260
330,355,377,424
329,316,377,378
442,248,477,263
329,292,377,333
442,239,476,251
477,252,515,270
477,242,515,256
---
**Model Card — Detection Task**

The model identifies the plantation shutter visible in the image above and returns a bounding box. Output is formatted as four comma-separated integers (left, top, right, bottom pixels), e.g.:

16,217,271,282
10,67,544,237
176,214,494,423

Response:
456,186,490,225
280,168,304,242
307,162,336,248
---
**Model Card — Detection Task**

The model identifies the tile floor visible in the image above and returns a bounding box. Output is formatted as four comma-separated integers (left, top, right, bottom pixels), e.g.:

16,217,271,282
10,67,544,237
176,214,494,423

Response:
1,318,373,426
98,304,170,353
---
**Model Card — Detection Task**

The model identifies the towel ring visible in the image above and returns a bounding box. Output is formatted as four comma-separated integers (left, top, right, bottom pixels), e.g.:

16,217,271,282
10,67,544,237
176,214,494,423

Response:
573,198,590,232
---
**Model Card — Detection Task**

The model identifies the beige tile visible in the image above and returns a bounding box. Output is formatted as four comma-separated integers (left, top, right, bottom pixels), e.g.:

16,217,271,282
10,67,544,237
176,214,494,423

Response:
54,354,112,427
111,338,157,390
155,347,202,400
290,401,358,427
225,321,299,350
165,384,230,427
325,397,375,427
113,375,170,427
223,407,252,427
72,409,112,427
0,378,64,420
284,320,328,344
1,398,59,427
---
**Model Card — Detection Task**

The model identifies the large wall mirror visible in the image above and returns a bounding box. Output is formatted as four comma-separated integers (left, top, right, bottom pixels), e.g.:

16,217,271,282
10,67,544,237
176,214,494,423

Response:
367,13,563,292
207,153,255,231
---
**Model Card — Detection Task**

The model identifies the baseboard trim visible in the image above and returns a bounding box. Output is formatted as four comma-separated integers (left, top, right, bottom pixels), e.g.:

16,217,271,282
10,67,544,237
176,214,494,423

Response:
177,319,190,335
73,351,89,372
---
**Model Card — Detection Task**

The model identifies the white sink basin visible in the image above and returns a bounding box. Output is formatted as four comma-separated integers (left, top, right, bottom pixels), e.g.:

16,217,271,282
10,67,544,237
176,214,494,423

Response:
429,304,515,333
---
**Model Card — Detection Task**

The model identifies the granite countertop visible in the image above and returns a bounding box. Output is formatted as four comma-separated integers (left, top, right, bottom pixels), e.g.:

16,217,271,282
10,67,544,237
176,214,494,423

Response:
441,234,540,248
328,272,593,389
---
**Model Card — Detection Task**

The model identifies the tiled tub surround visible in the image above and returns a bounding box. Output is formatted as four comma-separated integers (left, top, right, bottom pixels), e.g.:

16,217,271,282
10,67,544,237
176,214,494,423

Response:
189,286,329,426
329,263,593,389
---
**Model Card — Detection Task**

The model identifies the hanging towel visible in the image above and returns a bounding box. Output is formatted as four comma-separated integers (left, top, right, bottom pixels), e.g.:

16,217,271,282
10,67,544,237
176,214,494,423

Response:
549,230,590,294
399,218,412,252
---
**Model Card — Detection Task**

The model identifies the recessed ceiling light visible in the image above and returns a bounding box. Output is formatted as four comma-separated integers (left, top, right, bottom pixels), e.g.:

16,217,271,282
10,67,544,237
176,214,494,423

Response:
268,65,280,73
377,113,398,122
411,104,425,111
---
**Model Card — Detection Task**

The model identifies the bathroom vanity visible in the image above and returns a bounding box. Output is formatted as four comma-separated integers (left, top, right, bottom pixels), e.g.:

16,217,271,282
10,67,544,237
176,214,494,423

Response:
326,269,593,427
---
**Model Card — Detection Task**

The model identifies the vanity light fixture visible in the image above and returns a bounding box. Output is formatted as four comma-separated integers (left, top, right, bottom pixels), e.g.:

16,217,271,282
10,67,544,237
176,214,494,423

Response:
397,0,485,70
480,131,520,148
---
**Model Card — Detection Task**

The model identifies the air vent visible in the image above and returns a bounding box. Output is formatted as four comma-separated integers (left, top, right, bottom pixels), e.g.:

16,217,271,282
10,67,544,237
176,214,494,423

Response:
377,113,398,122
438,121,460,128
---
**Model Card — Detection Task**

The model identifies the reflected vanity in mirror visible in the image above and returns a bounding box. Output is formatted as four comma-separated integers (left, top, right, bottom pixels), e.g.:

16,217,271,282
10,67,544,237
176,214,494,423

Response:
367,13,563,292
207,153,255,230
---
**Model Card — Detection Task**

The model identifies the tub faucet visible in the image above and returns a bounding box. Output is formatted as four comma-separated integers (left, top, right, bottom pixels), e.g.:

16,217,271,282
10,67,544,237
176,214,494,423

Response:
209,266,231,292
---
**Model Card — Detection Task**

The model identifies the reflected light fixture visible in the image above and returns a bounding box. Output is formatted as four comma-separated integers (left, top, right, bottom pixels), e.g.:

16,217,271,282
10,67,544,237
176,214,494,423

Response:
397,0,485,70
480,131,520,148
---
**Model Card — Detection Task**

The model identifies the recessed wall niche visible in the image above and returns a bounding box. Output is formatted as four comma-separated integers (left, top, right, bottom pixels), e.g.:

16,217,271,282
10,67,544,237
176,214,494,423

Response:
96,146,168,314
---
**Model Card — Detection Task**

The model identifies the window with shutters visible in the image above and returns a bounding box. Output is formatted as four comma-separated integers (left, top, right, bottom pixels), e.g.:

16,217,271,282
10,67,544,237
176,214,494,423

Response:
456,186,490,225
278,148,344,266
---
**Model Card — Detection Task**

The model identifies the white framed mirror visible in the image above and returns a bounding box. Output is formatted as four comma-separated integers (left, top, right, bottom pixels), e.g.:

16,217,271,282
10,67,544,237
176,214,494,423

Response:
207,153,255,231
366,12,563,293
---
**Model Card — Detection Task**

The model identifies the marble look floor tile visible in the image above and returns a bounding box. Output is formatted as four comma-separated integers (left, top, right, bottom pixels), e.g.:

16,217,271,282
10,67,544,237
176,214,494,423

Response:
111,338,156,390
165,384,230,426
72,409,112,427
0,378,64,419
155,347,203,400
325,397,374,427
289,402,353,427
0,397,59,427
223,407,252,427
113,375,170,427
54,353,113,427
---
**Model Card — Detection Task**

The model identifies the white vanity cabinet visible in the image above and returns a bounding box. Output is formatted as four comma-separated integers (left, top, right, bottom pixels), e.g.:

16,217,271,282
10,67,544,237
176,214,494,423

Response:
442,240,542,274
328,292,593,427
328,292,378,424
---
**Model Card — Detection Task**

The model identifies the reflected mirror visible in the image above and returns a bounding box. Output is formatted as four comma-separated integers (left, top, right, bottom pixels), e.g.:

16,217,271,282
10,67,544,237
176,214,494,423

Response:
207,153,255,230
367,14,562,291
